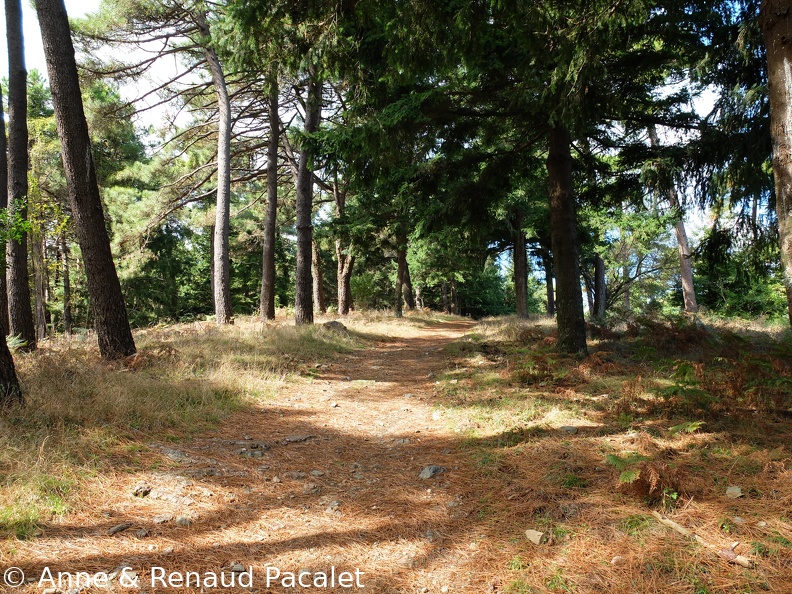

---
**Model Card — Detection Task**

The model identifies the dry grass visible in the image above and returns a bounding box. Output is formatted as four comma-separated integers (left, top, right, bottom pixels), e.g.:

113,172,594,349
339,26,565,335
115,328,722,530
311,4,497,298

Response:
436,315,792,593
1,311,791,594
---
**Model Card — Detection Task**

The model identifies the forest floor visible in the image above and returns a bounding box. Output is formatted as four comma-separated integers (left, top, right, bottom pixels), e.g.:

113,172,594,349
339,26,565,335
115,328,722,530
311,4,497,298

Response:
1,312,792,593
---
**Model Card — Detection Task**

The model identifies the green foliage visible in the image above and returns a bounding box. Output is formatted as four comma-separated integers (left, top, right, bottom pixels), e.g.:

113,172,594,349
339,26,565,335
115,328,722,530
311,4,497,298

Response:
606,452,651,484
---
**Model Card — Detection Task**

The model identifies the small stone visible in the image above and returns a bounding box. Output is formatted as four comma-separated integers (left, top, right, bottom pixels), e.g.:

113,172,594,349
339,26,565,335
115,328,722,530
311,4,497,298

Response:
42,588,62,594
153,514,173,524
725,486,743,499
284,435,315,444
403,393,416,398
352,473,365,480
560,426,578,435
135,528,151,538
441,587,449,593
525,529,547,545
271,476,281,483
610,555,624,565
162,547,174,555
330,402,339,408
132,483,152,497
244,436,253,440
310,470,325,477
757,521,768,528
303,483,320,494
325,500,341,512
733,517,746,525
108,522,132,536
175,516,192,527
419,465,445,479
421,588,429,593
231,564,245,573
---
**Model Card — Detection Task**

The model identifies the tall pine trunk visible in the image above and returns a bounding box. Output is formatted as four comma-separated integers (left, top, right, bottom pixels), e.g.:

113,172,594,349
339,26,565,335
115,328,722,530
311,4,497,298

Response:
593,253,606,319
196,13,233,325
336,243,354,315
5,0,36,350
514,220,528,319
648,126,697,314
295,66,321,325
312,240,326,314
32,233,47,341
61,235,72,335
35,0,136,359
547,126,587,354
761,1,792,328
333,178,354,315
402,260,415,310
0,84,9,333
542,252,555,316
395,245,406,318
0,330,22,407
260,71,279,321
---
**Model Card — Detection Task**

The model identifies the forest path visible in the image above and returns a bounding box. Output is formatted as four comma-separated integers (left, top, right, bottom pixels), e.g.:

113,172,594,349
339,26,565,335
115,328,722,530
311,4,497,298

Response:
181,318,484,593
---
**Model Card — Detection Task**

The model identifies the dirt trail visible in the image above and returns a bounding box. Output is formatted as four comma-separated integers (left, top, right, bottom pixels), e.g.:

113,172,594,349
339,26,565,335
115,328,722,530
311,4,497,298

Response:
17,320,493,594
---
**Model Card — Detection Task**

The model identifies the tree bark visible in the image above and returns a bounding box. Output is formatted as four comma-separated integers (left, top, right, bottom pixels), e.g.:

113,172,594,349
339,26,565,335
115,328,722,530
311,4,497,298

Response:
336,242,354,315
312,239,326,314
395,245,406,318
195,13,233,325
451,279,460,314
648,126,698,314
35,0,136,359
32,233,48,341
5,0,36,350
260,71,279,321
333,178,354,315
542,252,555,316
593,253,606,319
61,234,72,335
442,281,450,314
402,258,415,310
514,220,528,319
761,1,792,328
547,126,587,354
0,330,22,407
0,84,9,334
295,66,322,325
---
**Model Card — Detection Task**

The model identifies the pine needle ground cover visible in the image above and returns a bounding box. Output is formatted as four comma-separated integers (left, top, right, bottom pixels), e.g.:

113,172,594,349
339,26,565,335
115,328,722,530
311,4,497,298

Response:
0,313,790,593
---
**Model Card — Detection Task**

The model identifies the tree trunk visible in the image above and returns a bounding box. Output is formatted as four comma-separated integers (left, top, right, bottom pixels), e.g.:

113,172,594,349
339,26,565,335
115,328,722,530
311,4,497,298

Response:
450,279,459,315
336,242,354,315
542,252,555,316
195,13,233,325
35,0,136,359
547,126,587,354
312,239,326,314
0,330,22,407
402,258,415,310
333,177,354,315
395,246,406,318
260,71,279,321
648,126,698,314
32,233,48,341
761,1,792,328
0,83,9,334
295,66,322,325
415,285,424,309
442,281,450,314
5,0,36,350
61,234,72,335
514,221,528,319
593,253,606,319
